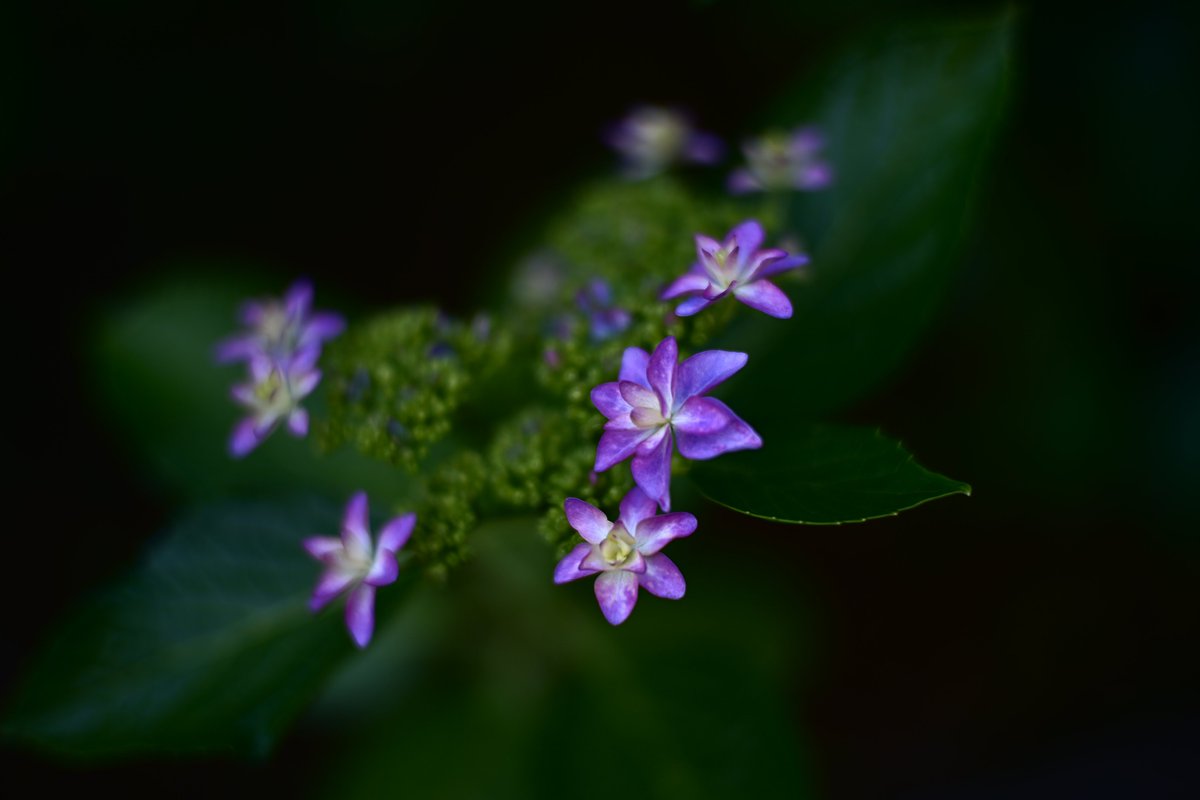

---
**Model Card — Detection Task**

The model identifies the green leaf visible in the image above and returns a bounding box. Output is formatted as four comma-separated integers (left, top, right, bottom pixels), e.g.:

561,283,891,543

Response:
720,11,1014,421
2,498,412,756
690,424,970,524
90,272,412,503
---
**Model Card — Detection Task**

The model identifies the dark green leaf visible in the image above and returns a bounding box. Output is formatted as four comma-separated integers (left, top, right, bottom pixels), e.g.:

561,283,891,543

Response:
690,424,970,524
2,498,414,756
720,11,1014,421
90,273,412,503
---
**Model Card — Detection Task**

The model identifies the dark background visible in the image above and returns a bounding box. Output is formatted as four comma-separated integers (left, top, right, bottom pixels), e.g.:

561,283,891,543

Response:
6,0,1199,796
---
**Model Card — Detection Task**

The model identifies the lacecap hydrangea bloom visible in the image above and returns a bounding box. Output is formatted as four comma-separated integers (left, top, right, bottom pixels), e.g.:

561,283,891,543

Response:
606,105,723,180
591,336,761,511
304,491,416,648
661,219,808,319
728,126,832,194
554,487,696,625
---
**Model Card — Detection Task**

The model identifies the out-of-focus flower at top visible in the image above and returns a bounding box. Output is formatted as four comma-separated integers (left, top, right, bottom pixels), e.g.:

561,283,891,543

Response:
576,279,632,341
554,487,696,625
228,349,322,458
216,279,344,364
304,492,416,648
606,105,724,180
727,127,832,194
591,336,761,512
661,219,808,319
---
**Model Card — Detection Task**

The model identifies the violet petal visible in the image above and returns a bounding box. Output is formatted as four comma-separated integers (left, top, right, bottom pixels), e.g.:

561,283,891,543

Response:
631,427,674,511
591,382,632,420
618,486,659,534
638,553,686,600
595,427,653,472
594,570,639,625
634,513,697,556
564,498,614,544
344,583,377,648
554,543,600,584
341,491,373,562
674,350,748,406
619,347,651,386
377,512,416,554
734,280,793,318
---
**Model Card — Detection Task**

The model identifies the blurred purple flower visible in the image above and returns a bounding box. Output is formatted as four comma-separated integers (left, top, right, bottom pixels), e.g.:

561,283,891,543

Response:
728,127,832,194
304,492,415,648
576,279,632,341
591,336,761,511
228,349,322,457
661,219,808,319
554,487,695,625
216,278,344,364
606,105,723,180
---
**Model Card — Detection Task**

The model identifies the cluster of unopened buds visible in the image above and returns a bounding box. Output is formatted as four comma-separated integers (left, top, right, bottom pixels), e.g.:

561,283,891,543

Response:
607,104,832,192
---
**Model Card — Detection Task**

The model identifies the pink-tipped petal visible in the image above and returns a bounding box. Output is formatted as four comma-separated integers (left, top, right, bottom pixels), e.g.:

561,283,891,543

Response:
377,512,416,553
674,295,713,317
632,427,674,511
618,486,659,533
638,553,686,600
734,280,793,318
728,219,765,256
660,271,710,300
646,336,678,412
345,583,377,648
594,427,653,472
303,536,343,561
594,570,639,625
341,492,373,562
310,568,358,612
674,350,748,405
674,399,763,459
554,543,601,584
591,382,632,420
618,347,651,386
229,418,263,458
635,513,697,555
564,498,613,544
287,408,309,437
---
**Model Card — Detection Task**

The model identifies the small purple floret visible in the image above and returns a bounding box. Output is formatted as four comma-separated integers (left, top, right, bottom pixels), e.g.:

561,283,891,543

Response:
304,491,416,648
727,126,833,195
576,279,632,342
216,278,345,365
591,336,762,511
661,219,808,319
554,487,696,625
606,106,724,180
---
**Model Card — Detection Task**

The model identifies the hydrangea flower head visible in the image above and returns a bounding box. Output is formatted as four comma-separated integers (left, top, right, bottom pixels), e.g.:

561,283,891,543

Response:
228,349,322,457
216,278,344,364
591,336,762,511
606,105,723,180
554,487,696,625
304,492,416,648
661,220,808,319
728,127,832,194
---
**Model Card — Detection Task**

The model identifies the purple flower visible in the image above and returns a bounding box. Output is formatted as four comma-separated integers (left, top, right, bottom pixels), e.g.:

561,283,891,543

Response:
576,279,632,341
606,105,724,180
304,492,416,648
554,487,696,625
228,349,322,457
591,336,761,511
661,219,808,319
728,127,833,194
216,278,344,364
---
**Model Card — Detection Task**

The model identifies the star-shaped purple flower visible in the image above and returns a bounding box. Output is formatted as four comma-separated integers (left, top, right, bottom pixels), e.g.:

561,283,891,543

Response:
303,492,416,648
554,487,696,625
660,220,808,319
591,336,762,511
216,278,344,364
228,349,322,457
728,126,832,194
